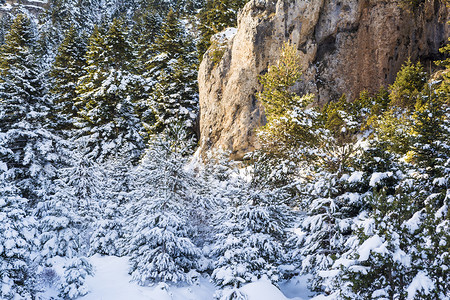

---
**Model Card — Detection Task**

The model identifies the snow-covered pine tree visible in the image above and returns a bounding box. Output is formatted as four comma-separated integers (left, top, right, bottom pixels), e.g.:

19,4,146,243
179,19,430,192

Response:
36,148,105,263
256,42,324,171
49,25,87,131
406,86,450,299
373,59,428,156
211,176,292,299
75,18,145,163
331,180,422,300
146,9,198,135
36,193,85,263
0,13,12,46
321,67,450,300
45,0,86,32
437,34,450,97
128,125,201,285
290,90,401,294
89,201,126,256
89,151,133,256
132,8,163,126
0,13,65,206
0,181,38,299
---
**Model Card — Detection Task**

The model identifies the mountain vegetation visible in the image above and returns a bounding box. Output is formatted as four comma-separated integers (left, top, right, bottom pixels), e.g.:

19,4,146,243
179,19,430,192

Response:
0,1,448,300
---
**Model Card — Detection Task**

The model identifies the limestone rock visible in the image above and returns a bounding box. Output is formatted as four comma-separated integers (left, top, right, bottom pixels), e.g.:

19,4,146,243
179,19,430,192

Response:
198,0,449,159
0,0,49,18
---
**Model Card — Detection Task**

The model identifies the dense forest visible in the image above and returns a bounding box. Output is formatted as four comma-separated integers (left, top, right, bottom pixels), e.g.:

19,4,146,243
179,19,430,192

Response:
0,0,449,299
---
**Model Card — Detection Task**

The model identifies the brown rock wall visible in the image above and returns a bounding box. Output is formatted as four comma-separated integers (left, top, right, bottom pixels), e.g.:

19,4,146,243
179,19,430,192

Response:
198,0,449,159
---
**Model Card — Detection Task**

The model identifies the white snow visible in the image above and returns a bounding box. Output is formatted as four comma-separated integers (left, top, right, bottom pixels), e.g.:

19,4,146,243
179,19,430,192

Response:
347,171,364,183
369,172,393,187
77,255,311,300
241,279,306,300
357,235,384,261
212,28,238,44
279,275,313,300
406,271,435,300
392,249,411,267
403,211,422,233
81,255,215,300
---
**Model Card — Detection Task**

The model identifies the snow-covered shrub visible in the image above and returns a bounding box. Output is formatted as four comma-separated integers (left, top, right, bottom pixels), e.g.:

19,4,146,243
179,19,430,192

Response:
58,257,93,299
37,267,60,288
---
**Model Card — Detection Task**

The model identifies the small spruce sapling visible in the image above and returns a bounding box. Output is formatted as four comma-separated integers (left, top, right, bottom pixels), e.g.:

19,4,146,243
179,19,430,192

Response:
58,257,94,299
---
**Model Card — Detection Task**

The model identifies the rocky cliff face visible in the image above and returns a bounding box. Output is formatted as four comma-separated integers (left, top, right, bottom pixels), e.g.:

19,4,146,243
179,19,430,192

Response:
0,0,49,18
198,0,449,159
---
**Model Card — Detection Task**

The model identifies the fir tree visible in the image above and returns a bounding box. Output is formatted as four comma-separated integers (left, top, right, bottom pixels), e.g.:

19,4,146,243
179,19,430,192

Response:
0,13,12,46
0,13,44,127
388,59,427,110
49,25,87,131
437,36,450,100
256,43,327,171
36,149,105,264
128,125,201,285
0,13,65,205
0,182,38,299
211,177,292,299
374,60,427,155
89,201,126,256
146,9,198,135
132,9,163,125
58,257,94,299
409,87,448,174
75,19,145,163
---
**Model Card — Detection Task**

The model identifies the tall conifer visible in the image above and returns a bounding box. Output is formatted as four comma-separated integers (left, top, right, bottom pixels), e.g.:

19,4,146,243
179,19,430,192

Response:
75,19,145,163
49,26,87,131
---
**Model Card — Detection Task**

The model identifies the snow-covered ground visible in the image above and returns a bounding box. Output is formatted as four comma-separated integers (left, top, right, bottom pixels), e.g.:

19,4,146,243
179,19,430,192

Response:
69,255,313,300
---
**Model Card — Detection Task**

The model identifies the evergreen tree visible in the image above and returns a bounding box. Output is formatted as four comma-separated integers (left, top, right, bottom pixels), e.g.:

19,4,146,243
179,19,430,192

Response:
374,60,427,155
58,257,94,299
437,36,450,100
330,165,449,300
89,201,126,256
0,13,64,205
211,177,292,299
409,87,448,174
0,13,13,46
49,25,87,131
128,126,201,285
338,182,421,299
0,13,44,128
388,59,427,110
75,19,145,163
257,43,321,169
36,150,105,264
0,182,38,299
47,0,84,31
320,95,368,174
290,107,401,294
319,76,450,300
146,9,198,135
